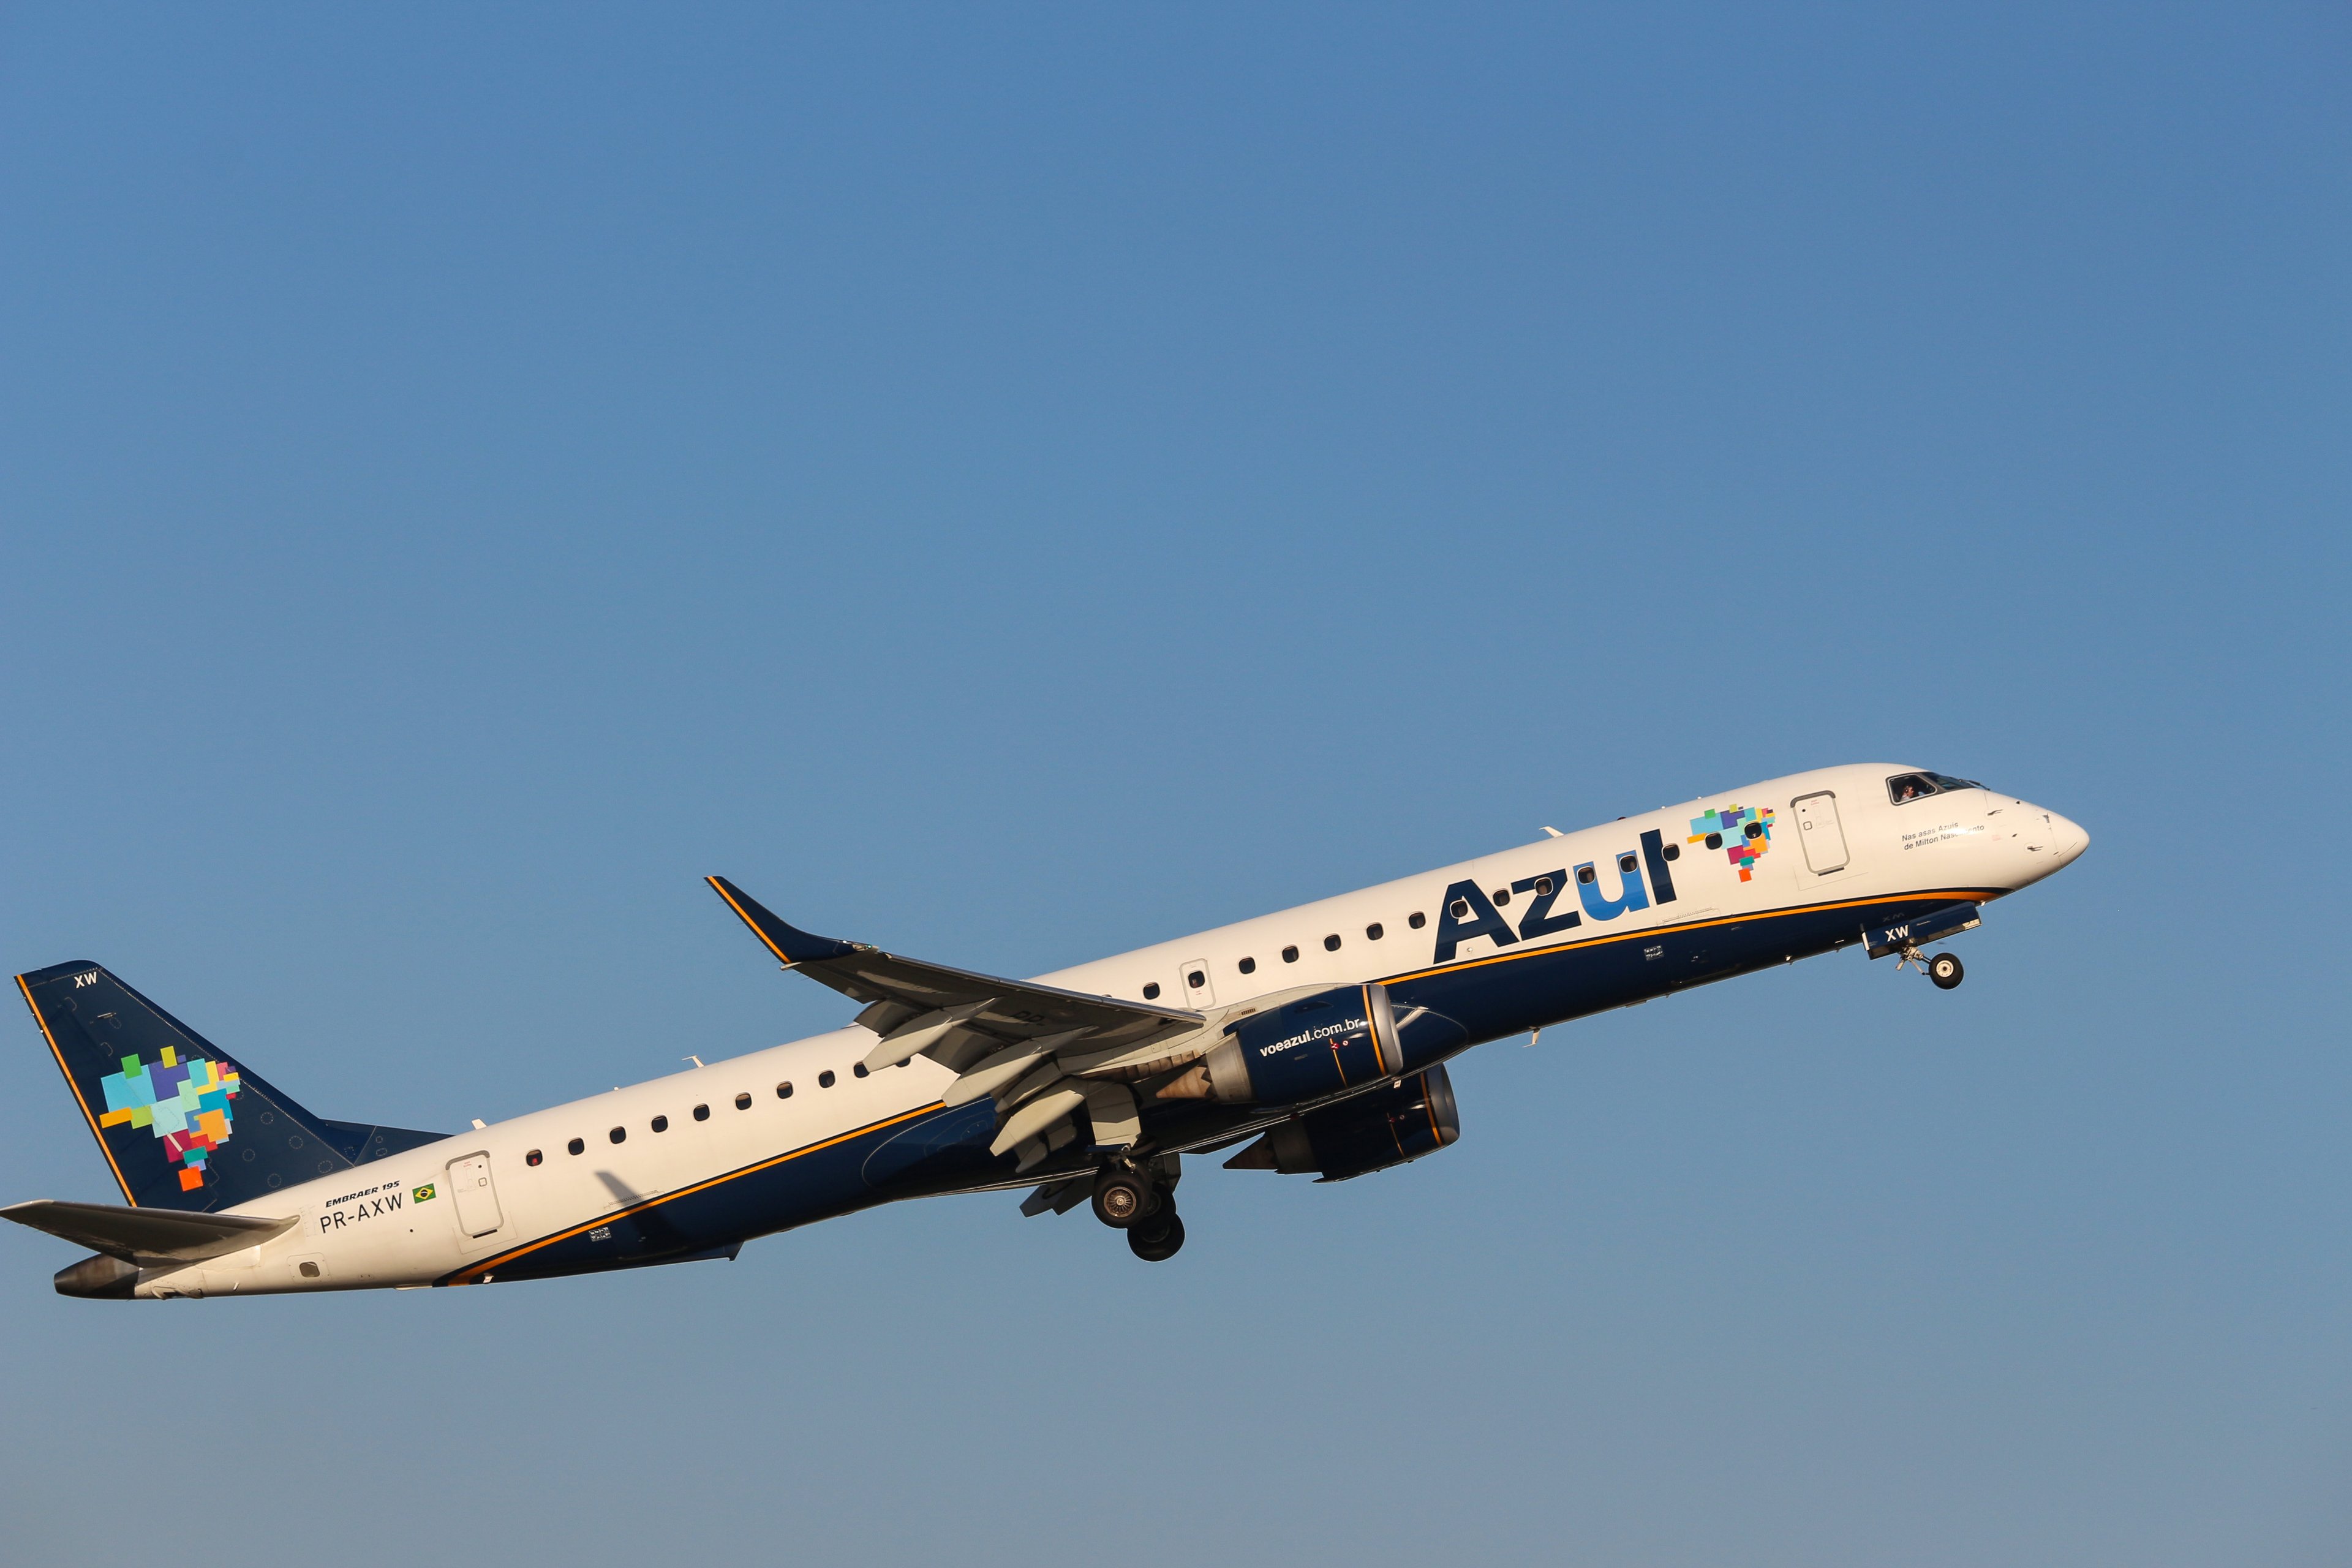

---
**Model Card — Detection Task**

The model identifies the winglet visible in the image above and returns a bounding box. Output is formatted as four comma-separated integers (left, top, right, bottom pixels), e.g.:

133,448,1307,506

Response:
706,876,863,967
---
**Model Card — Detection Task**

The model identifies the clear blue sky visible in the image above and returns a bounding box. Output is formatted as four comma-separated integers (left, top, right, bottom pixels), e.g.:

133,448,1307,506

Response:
2,8,2345,1565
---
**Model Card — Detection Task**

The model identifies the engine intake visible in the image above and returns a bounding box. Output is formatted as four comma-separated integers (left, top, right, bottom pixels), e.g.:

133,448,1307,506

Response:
1224,1065,1461,1180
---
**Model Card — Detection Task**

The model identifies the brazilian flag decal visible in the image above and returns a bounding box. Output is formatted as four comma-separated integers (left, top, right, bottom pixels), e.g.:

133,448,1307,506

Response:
413,1183,436,1204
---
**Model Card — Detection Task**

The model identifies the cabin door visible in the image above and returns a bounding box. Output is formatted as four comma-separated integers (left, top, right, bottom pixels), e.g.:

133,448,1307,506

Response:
447,1153,505,1238
1792,791,1850,874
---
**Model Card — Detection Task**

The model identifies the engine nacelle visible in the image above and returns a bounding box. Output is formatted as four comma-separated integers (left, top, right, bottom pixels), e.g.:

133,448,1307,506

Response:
1226,1065,1461,1180
1161,984,1407,1107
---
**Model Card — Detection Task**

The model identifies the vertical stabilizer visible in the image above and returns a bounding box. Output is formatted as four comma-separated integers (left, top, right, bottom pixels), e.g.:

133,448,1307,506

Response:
17,961,443,1213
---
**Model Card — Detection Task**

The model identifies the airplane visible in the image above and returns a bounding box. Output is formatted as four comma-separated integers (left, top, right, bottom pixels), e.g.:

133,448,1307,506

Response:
4,764,2086,1297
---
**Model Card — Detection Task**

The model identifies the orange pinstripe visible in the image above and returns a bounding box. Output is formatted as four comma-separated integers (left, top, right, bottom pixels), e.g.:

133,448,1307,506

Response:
18,971,136,1205
447,1099,945,1284
1376,888,1999,990
707,876,795,967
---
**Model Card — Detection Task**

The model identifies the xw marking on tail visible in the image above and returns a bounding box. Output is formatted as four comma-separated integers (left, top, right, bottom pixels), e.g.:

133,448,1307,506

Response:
73,971,99,987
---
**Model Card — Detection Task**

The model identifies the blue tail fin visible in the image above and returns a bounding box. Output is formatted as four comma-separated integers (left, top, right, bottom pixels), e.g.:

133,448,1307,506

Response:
17,961,446,1213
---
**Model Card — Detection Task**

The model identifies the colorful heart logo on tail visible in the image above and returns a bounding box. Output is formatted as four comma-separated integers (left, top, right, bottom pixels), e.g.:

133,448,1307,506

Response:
94,1046,241,1191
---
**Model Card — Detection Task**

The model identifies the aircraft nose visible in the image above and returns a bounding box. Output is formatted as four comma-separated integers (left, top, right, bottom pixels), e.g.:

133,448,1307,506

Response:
2047,810,2090,867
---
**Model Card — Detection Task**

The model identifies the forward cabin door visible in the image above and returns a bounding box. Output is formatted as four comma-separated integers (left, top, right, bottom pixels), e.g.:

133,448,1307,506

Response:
1792,791,1849,873
1180,958,1217,1008
447,1153,505,1238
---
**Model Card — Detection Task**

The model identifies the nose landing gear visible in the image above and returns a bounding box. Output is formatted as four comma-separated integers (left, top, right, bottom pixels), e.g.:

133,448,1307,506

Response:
1890,943,1966,988
1863,907,1980,993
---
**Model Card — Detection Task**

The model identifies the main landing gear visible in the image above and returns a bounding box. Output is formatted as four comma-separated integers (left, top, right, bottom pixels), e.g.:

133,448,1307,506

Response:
1091,1161,1184,1262
1126,1207,1185,1262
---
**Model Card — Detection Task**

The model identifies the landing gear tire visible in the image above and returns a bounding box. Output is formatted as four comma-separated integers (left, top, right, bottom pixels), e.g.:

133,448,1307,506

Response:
1128,1208,1185,1262
1091,1169,1158,1229
1928,952,1964,990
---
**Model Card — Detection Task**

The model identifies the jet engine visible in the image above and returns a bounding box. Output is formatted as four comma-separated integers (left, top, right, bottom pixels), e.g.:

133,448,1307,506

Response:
1157,984,1407,1107
1224,1065,1461,1181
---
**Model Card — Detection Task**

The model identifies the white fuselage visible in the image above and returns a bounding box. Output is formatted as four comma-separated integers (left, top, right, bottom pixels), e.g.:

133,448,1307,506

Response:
146,764,2086,1298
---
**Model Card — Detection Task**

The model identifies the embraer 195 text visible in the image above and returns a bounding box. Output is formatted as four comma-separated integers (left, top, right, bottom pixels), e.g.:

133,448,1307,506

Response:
7,765,2086,1294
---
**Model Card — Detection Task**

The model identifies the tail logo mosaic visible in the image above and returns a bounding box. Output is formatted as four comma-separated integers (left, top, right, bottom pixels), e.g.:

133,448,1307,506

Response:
95,1046,242,1191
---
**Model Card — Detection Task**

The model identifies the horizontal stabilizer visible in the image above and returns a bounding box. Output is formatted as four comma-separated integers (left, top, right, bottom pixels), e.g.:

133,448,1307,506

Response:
2,1199,296,1263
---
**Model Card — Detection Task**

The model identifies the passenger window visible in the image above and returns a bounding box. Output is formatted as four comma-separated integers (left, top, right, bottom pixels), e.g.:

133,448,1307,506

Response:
1704,832,1723,850
776,1082,793,1099
1238,957,1256,974
1491,887,1510,905
1577,866,1596,884
1408,911,1427,929
1663,843,1679,861
526,1148,543,1166
298,1261,322,1278
1365,923,1383,940
1281,945,1300,963
734,1092,752,1110
1322,934,1340,951
1449,898,1469,917
651,1116,668,1133
693,1103,710,1121
1535,876,1554,895
567,1137,584,1156
854,1063,869,1078
819,1070,837,1088
609,1126,625,1144
1142,982,1160,1000
1188,969,1206,989
1618,853,1637,873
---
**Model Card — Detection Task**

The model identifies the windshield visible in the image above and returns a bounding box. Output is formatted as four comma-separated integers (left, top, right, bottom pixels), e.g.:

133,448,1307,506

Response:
1885,771,1985,804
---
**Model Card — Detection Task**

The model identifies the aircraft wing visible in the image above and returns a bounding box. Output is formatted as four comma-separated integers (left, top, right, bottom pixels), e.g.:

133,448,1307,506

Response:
707,877,1209,1166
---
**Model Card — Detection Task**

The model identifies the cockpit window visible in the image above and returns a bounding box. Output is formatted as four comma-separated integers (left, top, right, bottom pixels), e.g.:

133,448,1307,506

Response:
1886,771,1986,804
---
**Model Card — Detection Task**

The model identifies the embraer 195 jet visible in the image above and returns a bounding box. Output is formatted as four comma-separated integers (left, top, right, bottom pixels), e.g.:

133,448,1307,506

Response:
7,765,2086,1296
